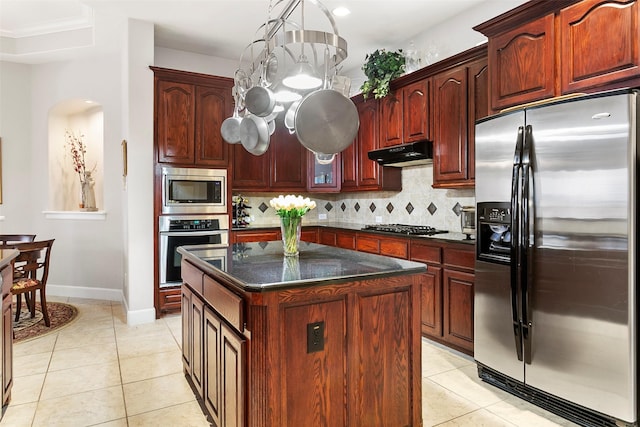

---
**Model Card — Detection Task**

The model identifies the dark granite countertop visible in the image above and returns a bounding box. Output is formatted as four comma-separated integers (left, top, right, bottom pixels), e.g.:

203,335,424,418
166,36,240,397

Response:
178,241,427,292
233,221,475,245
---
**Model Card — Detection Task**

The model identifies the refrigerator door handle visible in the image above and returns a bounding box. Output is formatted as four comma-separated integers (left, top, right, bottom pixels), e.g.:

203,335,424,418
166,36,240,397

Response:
510,126,524,362
521,124,533,364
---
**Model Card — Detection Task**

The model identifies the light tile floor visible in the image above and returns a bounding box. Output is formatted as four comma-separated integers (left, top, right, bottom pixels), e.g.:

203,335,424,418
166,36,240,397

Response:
3,297,579,426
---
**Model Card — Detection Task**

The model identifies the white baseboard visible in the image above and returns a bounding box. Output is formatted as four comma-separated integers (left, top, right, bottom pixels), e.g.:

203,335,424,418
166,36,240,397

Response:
47,284,123,302
47,284,156,326
121,297,156,326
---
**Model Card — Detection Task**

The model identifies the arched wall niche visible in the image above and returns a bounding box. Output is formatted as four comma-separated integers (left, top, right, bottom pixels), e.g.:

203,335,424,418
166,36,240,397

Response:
48,98,104,211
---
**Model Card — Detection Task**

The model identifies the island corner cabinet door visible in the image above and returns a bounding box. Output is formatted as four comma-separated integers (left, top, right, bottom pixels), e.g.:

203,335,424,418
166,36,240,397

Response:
278,276,422,427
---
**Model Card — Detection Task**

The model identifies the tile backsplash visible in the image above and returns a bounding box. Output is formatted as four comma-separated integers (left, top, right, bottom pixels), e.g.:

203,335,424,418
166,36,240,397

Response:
234,164,475,232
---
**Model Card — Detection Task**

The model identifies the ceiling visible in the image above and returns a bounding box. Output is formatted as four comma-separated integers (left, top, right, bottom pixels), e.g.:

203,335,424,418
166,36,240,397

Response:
1,0,508,74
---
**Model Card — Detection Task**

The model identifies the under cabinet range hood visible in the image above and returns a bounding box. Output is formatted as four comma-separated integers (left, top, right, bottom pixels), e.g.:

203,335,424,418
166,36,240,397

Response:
367,140,433,167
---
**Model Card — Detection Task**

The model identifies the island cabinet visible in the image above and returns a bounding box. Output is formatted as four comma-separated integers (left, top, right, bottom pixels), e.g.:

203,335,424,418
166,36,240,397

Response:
232,126,308,192
342,96,402,192
431,53,488,188
379,78,431,148
179,242,424,427
475,0,640,111
151,67,233,167
410,239,475,355
1,250,18,417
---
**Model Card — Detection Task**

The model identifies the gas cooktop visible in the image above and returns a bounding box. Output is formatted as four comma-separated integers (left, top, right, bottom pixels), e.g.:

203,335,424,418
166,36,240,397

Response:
362,224,449,236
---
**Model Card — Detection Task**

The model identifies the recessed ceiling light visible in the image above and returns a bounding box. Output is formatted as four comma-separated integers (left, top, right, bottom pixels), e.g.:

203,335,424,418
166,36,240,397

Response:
332,7,351,17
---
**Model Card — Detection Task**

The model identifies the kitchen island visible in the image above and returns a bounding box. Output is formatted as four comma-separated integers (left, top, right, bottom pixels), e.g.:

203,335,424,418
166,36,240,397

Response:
178,241,426,427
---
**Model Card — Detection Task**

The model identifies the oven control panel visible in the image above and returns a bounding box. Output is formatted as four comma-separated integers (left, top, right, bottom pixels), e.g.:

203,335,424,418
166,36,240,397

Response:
159,214,230,233
169,219,219,231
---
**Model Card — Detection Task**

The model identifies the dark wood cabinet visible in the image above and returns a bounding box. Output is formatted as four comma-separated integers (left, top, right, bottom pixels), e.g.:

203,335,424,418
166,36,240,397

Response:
156,80,195,164
410,239,474,354
487,14,556,110
232,227,317,244
342,96,401,192
232,126,307,192
379,90,403,148
152,67,233,167
432,54,488,188
475,0,640,111
356,233,409,259
158,286,181,314
560,0,640,93
181,255,422,427
379,79,431,148
433,66,468,185
232,143,270,190
403,79,431,143
269,126,307,191
182,269,246,427
1,261,12,411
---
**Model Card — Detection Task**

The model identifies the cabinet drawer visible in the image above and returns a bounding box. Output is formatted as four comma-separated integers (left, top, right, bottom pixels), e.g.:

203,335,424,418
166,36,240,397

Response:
182,260,204,295
203,275,244,332
443,247,475,270
380,238,409,259
336,232,356,250
319,230,337,246
159,287,182,312
356,235,380,254
410,242,442,264
234,230,279,243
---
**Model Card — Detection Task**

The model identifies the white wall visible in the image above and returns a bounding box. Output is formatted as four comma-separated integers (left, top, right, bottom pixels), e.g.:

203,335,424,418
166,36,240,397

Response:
0,11,127,303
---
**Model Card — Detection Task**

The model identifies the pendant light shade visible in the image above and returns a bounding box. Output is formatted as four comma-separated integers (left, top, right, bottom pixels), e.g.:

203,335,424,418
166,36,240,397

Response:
282,54,322,90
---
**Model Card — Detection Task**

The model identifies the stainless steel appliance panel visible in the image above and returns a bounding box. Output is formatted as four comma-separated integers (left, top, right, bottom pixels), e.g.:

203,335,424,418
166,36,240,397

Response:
475,110,525,204
523,93,635,421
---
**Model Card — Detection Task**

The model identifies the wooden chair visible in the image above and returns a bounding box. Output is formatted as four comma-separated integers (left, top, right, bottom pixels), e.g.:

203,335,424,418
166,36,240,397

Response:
0,234,36,245
9,239,55,327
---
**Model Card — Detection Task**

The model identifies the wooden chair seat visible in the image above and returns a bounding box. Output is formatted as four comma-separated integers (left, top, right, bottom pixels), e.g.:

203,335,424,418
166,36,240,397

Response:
3,239,55,327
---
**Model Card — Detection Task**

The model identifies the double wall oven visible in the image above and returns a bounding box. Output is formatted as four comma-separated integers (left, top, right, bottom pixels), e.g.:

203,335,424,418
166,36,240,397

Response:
158,167,229,288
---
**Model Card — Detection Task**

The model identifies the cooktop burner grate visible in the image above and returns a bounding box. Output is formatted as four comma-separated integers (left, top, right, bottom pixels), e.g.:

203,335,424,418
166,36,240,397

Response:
362,224,449,236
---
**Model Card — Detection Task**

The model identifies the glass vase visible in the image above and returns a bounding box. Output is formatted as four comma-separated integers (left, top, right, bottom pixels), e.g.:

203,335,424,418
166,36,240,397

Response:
280,216,302,257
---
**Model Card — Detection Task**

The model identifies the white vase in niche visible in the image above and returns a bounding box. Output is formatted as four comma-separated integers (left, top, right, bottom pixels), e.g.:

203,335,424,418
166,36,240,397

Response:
81,171,97,211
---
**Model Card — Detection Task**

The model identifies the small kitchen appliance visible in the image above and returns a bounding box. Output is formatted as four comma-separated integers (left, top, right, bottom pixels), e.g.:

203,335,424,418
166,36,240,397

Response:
460,206,475,239
161,166,227,215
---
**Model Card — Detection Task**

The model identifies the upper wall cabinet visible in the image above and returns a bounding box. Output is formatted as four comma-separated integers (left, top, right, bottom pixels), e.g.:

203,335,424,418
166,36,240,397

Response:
486,14,556,110
379,79,431,148
475,0,640,111
152,67,233,167
232,125,308,192
560,0,640,93
342,96,402,192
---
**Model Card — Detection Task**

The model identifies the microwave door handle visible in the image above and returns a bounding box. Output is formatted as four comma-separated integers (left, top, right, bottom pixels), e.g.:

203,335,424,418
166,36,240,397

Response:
510,126,524,362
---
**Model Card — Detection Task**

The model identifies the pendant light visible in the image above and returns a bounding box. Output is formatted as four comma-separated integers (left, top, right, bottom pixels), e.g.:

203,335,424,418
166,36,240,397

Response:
281,0,322,90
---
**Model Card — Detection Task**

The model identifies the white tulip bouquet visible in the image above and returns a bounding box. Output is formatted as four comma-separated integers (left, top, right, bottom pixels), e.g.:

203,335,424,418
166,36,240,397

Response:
270,195,316,256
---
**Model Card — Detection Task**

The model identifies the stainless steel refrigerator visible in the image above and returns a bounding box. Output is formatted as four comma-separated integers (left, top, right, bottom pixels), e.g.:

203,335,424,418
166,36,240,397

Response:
474,89,638,427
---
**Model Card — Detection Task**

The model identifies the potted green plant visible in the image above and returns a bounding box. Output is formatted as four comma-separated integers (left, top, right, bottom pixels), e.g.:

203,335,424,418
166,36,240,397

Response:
360,49,406,99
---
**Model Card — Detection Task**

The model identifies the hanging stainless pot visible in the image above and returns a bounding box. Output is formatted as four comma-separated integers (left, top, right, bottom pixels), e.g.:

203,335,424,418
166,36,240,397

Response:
221,108,243,144
294,89,359,154
245,85,276,118
240,114,270,156
284,99,301,133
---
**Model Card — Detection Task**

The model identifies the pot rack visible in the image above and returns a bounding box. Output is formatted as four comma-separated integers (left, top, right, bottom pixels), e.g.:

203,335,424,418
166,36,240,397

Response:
222,0,358,160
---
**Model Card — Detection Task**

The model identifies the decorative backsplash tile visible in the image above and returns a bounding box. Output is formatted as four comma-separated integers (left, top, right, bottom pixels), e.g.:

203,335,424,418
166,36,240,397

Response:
234,164,475,231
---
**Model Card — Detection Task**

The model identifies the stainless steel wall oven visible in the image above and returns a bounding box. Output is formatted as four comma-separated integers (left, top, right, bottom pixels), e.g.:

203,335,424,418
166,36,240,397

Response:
158,215,229,287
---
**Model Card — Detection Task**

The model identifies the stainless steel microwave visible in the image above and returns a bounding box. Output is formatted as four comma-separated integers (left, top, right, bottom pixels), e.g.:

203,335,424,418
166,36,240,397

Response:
161,167,227,214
